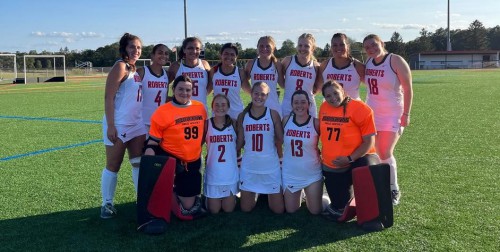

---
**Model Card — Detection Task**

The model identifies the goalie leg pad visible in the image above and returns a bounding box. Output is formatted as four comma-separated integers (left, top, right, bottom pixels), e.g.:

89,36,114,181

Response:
352,164,393,229
137,155,176,233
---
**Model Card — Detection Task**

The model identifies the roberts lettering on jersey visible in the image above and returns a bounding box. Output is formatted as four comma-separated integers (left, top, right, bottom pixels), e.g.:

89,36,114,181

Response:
209,134,234,143
365,69,384,77
290,70,313,79
326,74,352,82
215,79,238,87
175,115,204,125
253,73,276,81
182,72,205,79
285,129,311,139
147,81,167,88
245,123,271,132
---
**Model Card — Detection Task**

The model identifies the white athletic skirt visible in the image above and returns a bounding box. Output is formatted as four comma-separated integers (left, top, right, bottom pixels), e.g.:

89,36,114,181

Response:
203,183,239,199
239,168,282,194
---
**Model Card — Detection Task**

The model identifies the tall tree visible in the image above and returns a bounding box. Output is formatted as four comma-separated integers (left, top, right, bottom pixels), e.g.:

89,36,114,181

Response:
276,39,296,58
487,25,500,50
464,19,489,50
431,28,448,51
385,32,406,59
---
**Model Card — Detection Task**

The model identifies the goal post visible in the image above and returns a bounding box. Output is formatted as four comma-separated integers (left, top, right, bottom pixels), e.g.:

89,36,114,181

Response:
23,55,66,84
0,54,17,84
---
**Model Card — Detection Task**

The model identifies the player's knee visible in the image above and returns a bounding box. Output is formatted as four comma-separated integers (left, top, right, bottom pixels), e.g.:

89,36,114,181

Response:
130,157,141,169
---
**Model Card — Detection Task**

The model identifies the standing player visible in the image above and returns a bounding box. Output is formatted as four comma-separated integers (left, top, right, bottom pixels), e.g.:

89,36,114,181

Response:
210,43,251,120
237,82,284,214
281,33,322,117
168,37,211,111
319,80,379,219
137,44,169,130
363,34,413,205
282,90,323,214
203,94,239,214
245,36,284,118
101,33,146,219
319,33,364,100
144,75,207,216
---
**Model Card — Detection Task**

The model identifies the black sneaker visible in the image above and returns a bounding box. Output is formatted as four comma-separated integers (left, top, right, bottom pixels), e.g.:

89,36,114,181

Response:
321,203,344,221
100,203,117,219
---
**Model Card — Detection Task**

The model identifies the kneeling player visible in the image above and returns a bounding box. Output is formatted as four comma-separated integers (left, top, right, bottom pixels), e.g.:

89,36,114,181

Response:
137,75,207,234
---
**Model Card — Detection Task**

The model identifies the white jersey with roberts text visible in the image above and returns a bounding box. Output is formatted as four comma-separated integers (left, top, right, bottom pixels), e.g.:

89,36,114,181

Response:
283,56,317,117
142,66,169,125
364,54,403,117
282,115,321,181
103,61,143,126
250,58,282,118
212,66,243,119
241,108,280,174
322,58,361,100
176,59,209,110
205,119,239,186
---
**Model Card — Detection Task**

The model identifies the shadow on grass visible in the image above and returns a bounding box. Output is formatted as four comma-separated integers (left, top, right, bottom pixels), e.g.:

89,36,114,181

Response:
0,199,369,251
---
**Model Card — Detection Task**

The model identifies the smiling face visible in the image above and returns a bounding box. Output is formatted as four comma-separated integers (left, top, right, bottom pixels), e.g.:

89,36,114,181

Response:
126,39,142,64
331,36,349,59
323,84,345,107
258,37,275,59
297,37,314,60
220,48,237,67
151,45,168,66
363,36,385,59
212,95,230,117
173,81,192,104
251,83,269,107
184,40,202,61
291,93,310,116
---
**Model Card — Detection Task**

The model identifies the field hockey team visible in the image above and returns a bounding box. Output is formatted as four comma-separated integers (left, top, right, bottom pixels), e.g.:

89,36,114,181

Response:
100,32,413,222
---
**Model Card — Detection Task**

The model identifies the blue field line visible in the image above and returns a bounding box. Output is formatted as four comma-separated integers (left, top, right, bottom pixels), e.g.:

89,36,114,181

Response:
0,139,101,162
0,115,102,124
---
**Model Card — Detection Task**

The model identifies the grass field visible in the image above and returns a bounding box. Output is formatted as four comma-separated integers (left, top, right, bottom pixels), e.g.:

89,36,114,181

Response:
1,69,499,251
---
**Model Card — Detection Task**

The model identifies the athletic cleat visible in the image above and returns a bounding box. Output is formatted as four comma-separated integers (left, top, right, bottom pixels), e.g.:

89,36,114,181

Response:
392,190,401,205
100,203,117,219
179,196,208,219
321,203,344,221
362,220,384,232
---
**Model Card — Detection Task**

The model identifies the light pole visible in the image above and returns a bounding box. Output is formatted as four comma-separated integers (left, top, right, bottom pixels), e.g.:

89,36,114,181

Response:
184,0,188,39
447,0,452,51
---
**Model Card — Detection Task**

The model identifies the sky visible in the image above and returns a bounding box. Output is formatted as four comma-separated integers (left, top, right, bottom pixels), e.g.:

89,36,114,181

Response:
1,0,499,53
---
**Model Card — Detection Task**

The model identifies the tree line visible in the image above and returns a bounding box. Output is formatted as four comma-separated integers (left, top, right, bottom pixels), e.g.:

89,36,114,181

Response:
1,20,499,70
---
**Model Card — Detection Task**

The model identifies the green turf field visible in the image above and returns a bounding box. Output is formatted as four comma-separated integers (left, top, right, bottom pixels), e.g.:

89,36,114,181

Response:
1,69,499,251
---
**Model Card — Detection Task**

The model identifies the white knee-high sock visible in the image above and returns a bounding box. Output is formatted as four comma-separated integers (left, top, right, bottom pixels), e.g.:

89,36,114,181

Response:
132,167,139,193
381,157,399,191
101,168,118,206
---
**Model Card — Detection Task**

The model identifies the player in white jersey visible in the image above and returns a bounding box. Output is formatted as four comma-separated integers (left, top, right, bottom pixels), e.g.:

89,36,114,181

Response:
209,43,251,120
203,94,239,214
168,37,211,111
245,36,284,118
236,82,284,214
137,44,169,130
282,33,322,118
363,34,413,205
282,90,323,214
100,33,147,219
319,33,365,100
